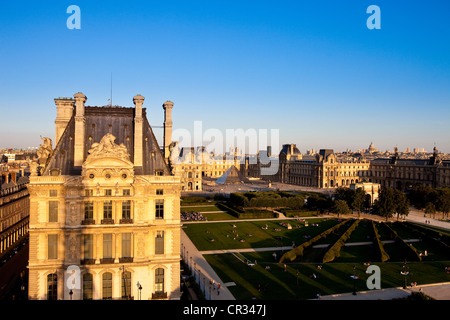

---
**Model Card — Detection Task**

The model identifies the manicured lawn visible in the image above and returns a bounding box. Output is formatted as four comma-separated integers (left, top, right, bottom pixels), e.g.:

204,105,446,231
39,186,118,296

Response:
191,218,450,299
204,252,450,300
183,218,338,251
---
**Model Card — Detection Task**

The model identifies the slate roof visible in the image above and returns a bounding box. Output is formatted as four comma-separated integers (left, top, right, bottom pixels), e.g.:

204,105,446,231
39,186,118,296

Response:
43,106,170,176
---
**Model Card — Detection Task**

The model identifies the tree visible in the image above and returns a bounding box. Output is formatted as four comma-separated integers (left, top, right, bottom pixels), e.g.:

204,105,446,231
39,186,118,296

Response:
333,200,351,218
425,202,436,219
436,189,450,220
394,189,409,221
352,187,366,219
373,187,396,221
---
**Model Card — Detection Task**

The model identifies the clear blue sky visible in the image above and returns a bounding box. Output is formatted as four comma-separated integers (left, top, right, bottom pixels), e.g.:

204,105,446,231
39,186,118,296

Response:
1,1,449,153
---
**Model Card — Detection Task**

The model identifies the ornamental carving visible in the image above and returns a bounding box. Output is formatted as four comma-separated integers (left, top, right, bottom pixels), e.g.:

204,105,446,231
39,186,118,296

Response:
86,133,130,162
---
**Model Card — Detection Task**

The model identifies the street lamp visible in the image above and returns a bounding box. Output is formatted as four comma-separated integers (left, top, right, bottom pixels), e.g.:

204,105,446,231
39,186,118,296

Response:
401,260,409,289
137,282,142,300
351,265,359,295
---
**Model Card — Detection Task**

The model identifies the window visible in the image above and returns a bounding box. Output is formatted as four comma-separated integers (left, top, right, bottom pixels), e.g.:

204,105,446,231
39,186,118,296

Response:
49,190,57,197
121,271,132,300
103,201,113,219
83,273,93,300
83,234,94,260
47,273,58,300
122,233,132,258
155,231,164,255
84,201,94,220
156,189,163,195
155,268,164,293
105,189,112,196
122,200,131,219
156,170,164,176
103,234,113,259
102,272,113,300
123,189,130,196
85,189,93,197
155,199,164,219
48,201,58,222
48,234,58,259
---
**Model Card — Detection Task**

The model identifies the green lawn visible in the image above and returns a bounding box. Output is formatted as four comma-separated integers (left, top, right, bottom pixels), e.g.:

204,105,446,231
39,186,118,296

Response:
183,218,339,251
189,218,450,299
204,252,450,300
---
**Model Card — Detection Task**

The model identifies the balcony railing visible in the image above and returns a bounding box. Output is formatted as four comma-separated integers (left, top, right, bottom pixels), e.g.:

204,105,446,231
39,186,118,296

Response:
151,292,167,300
101,218,114,225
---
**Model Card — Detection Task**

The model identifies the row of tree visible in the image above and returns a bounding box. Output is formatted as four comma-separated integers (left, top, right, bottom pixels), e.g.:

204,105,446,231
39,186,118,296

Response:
330,186,410,221
408,185,450,219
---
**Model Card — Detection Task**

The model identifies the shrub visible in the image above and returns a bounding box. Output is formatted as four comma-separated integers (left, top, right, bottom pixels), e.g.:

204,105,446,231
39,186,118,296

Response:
322,219,359,263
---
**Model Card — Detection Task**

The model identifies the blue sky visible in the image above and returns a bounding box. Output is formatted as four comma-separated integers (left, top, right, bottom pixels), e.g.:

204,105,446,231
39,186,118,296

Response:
1,1,449,153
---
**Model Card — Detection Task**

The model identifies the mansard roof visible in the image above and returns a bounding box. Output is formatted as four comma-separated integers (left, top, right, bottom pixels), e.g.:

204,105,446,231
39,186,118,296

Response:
43,106,170,176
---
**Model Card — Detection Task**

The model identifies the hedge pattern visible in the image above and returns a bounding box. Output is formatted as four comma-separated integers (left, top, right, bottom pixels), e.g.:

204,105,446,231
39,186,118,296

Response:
279,219,350,263
371,221,390,262
383,222,422,261
322,219,360,263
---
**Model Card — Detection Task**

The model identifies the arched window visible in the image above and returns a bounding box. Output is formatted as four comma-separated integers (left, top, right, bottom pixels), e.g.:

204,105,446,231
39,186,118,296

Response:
102,272,113,300
155,268,164,293
83,273,93,300
47,273,58,300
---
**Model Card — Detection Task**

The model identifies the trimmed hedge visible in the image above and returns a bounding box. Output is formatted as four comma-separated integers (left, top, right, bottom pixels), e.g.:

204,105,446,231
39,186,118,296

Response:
383,223,422,261
371,221,390,262
322,219,360,263
279,219,350,263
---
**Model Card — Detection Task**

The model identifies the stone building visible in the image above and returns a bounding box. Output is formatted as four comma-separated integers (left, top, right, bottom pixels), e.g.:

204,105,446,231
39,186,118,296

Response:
27,93,181,300
248,144,450,192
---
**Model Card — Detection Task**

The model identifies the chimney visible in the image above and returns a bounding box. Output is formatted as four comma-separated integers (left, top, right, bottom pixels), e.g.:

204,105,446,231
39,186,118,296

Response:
73,92,87,167
133,94,145,167
162,101,174,162
54,97,75,144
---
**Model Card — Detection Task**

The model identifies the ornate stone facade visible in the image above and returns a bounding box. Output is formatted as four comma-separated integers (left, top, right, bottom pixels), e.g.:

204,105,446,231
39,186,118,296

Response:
28,93,181,300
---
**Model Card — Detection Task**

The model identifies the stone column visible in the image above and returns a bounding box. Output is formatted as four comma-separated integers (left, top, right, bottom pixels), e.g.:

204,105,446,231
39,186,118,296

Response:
54,97,75,144
162,101,174,162
73,92,87,167
133,95,144,167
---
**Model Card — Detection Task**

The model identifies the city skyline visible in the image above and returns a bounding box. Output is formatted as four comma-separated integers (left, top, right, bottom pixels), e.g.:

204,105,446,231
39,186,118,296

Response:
1,1,449,152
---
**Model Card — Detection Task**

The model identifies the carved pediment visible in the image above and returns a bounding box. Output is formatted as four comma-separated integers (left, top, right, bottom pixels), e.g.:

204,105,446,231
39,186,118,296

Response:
86,133,130,162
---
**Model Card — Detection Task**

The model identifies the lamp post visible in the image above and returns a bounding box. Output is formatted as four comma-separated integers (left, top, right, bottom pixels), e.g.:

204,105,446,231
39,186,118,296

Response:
120,265,128,300
137,282,142,300
351,265,358,295
401,260,409,289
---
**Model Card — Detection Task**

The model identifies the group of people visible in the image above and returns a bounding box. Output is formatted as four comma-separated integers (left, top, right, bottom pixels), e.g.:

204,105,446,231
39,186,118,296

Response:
181,211,206,221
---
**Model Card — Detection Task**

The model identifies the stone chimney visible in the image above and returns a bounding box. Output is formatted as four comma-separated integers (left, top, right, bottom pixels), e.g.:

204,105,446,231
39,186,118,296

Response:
73,92,87,167
54,97,75,144
133,94,145,167
162,101,174,162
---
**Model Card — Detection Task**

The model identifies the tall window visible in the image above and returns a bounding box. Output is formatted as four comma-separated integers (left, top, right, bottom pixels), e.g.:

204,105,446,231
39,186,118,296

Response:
102,272,113,300
155,268,164,293
48,201,58,222
83,273,93,300
83,234,93,260
48,234,58,259
155,199,164,219
103,234,113,259
47,273,58,300
122,200,131,219
122,233,132,258
103,201,113,219
155,231,164,255
84,201,94,220
121,271,131,300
